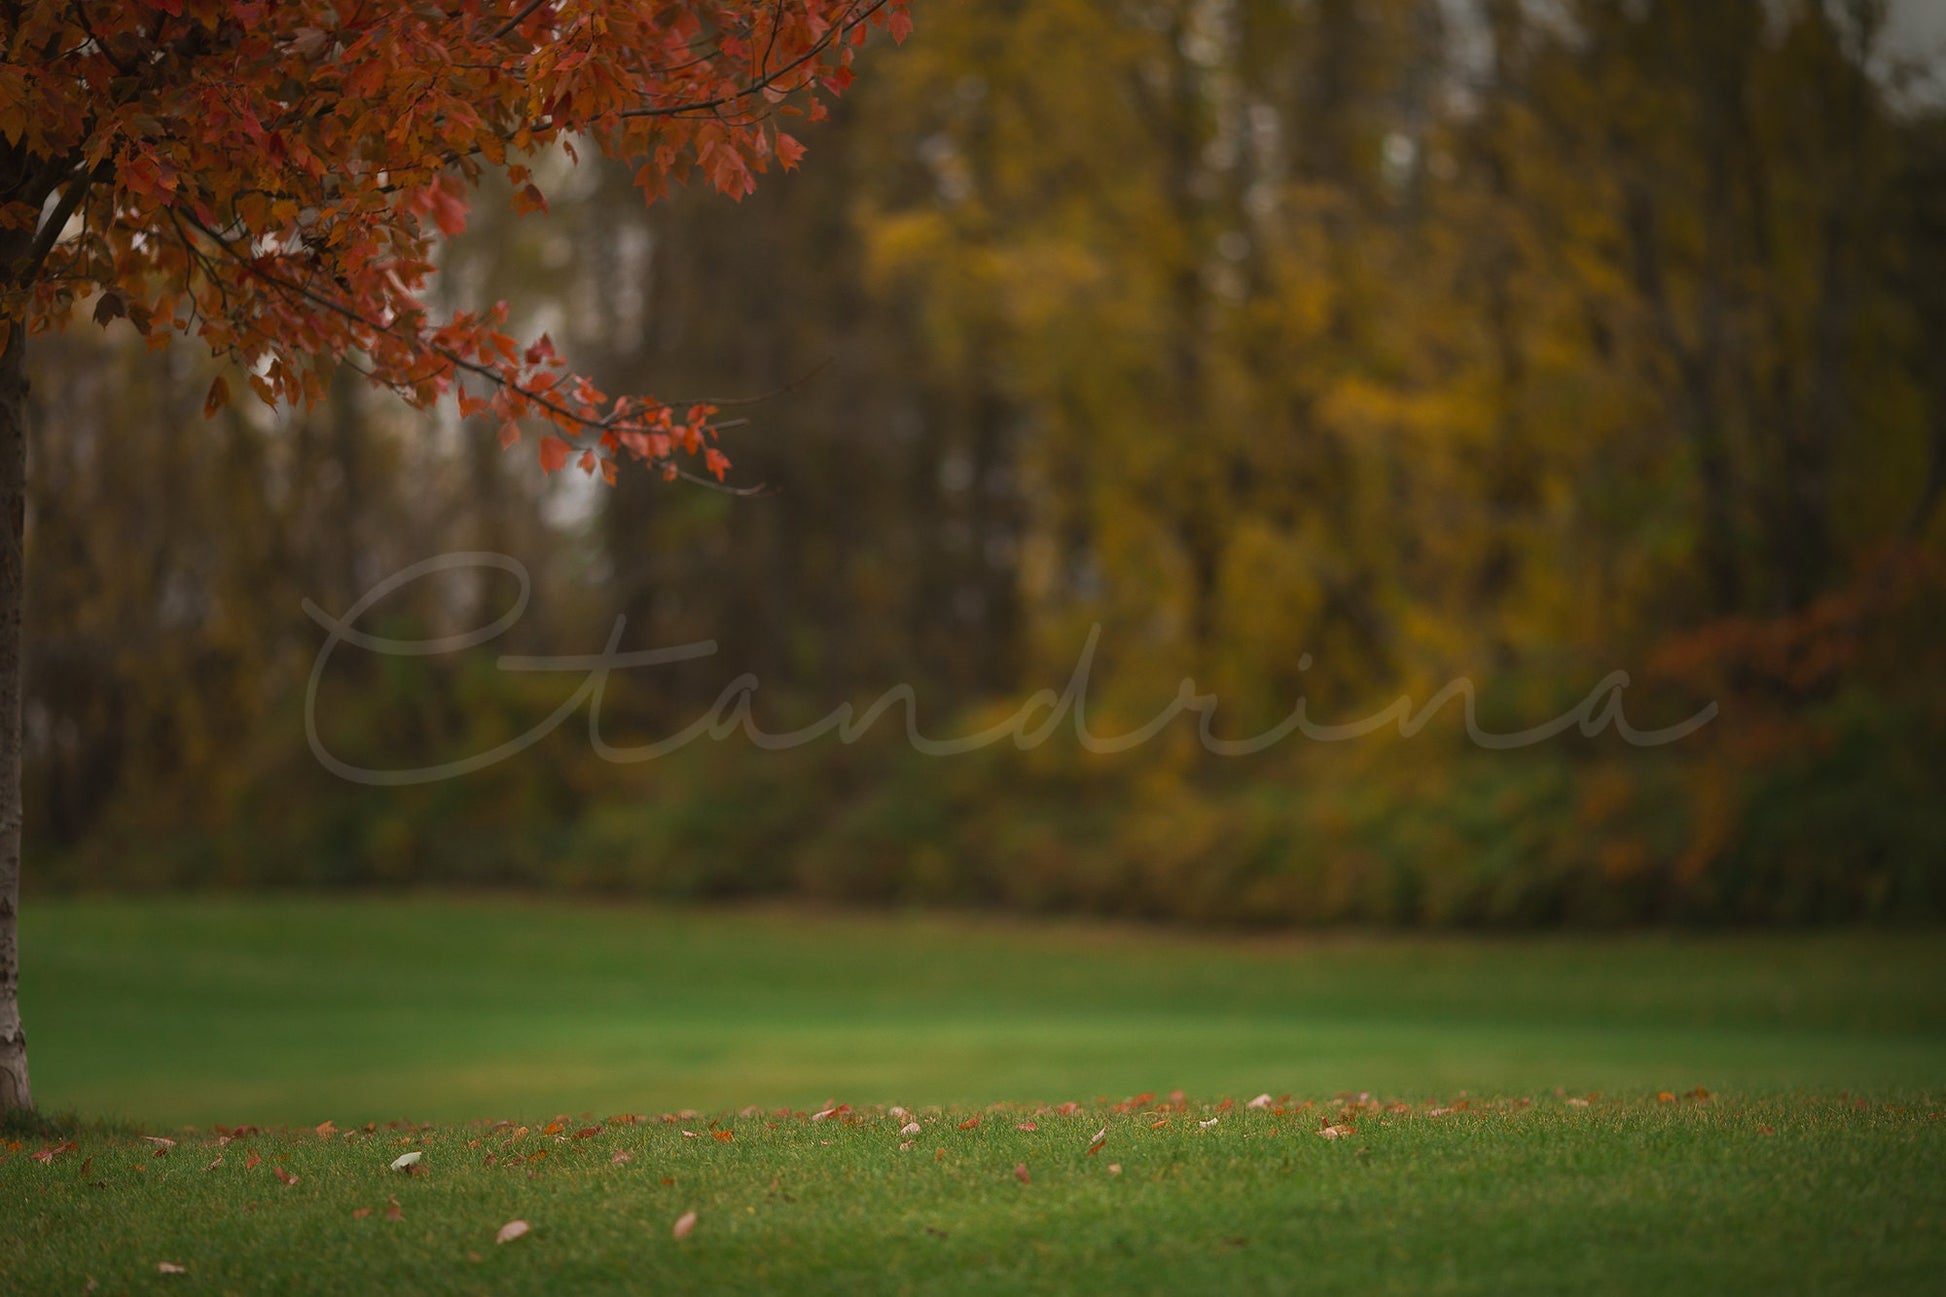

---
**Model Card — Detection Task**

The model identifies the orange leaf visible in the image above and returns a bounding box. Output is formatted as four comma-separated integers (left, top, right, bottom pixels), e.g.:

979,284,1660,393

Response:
711,1130,734,1143
538,435,571,474
203,375,230,418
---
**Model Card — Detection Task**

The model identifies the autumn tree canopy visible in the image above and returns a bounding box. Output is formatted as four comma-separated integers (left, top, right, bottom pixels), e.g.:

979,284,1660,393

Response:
1,0,910,480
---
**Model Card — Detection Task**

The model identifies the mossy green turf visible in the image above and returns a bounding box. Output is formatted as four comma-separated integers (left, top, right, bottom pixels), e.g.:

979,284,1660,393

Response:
4,1095,1943,1295
3,897,1945,1293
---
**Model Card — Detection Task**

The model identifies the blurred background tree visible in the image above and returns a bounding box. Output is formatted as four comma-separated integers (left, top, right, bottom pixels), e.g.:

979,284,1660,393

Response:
27,0,1946,925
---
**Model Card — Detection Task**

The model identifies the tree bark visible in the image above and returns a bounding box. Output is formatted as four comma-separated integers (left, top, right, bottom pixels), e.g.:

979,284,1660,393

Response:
0,323,30,1113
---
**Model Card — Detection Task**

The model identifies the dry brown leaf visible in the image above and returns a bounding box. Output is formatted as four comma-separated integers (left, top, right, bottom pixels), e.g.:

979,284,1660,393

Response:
1317,1125,1352,1139
611,1150,634,1165
1013,1163,1031,1184
204,1155,223,1171
244,1151,262,1170
958,1117,980,1131
496,1219,530,1245
711,1130,734,1143
1086,1128,1107,1157
143,1137,176,1149
900,1122,921,1136
315,1121,337,1139
272,1165,299,1186
352,1207,372,1220
672,1210,698,1240
156,1262,186,1275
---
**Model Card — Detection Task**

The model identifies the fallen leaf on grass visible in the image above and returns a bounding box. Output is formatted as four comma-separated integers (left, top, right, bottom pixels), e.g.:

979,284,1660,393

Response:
1014,1163,1031,1184
496,1220,530,1245
1247,1094,1274,1110
681,1130,700,1139
1317,1126,1352,1139
390,1151,423,1171
143,1137,176,1150
1567,1098,1590,1108
542,1121,566,1136
712,1130,734,1143
1015,1122,1037,1131
272,1166,299,1186
1086,1128,1107,1157
204,1156,222,1171
1657,1091,1676,1103
1198,1118,1219,1130
958,1117,980,1131
315,1121,337,1140
1757,1125,1776,1136
572,1127,602,1140
672,1210,697,1240
898,1141,914,1151
900,1122,922,1136
244,1151,262,1170
611,1151,633,1165
31,1141,77,1163
385,1199,403,1222
1107,1163,1122,1175
352,1207,372,1220
1150,1119,1169,1130
157,1262,186,1275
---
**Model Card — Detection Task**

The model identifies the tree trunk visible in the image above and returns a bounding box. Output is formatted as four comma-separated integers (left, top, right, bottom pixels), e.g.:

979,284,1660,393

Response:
0,324,30,1113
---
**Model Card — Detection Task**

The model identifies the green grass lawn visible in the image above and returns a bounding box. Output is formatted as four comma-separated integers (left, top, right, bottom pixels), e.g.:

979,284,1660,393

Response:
4,896,1944,1293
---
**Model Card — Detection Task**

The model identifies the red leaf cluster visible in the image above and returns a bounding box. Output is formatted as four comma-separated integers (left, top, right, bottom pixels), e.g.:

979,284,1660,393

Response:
0,1,912,485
